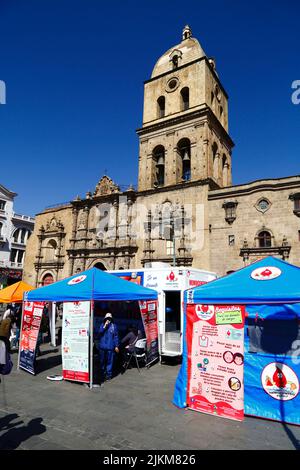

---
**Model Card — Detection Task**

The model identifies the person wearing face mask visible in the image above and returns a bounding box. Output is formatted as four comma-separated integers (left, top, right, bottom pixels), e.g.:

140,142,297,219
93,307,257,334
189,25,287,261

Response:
98,312,119,382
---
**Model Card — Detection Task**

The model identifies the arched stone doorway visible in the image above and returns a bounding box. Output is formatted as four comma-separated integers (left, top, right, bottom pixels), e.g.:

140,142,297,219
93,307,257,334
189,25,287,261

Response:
94,262,107,271
42,273,54,286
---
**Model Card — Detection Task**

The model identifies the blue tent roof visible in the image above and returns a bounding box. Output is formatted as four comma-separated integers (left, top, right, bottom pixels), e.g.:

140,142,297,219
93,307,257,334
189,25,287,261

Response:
25,268,158,302
186,257,300,305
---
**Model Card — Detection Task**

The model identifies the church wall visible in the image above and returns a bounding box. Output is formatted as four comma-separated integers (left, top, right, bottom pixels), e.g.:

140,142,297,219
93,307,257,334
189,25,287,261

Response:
22,205,73,286
135,184,211,270
143,60,206,125
205,62,228,132
208,180,300,276
138,115,212,191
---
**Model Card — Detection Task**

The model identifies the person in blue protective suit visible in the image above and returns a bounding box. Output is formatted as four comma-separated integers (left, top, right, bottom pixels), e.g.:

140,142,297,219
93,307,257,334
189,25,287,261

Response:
98,312,119,381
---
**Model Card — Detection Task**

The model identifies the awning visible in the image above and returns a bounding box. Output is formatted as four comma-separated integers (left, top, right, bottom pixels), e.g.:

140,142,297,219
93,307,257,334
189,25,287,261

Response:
25,267,158,302
0,280,34,303
185,256,300,305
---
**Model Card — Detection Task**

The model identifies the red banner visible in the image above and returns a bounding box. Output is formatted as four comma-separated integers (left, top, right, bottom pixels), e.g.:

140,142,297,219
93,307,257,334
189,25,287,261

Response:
187,304,245,421
139,300,159,366
19,301,45,375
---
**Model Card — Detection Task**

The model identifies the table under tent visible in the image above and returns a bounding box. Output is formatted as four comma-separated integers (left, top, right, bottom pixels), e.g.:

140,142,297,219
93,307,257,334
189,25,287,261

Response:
19,268,158,386
173,256,300,425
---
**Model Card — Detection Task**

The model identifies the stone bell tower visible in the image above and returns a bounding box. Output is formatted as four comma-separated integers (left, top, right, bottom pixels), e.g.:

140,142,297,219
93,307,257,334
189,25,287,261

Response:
137,25,234,192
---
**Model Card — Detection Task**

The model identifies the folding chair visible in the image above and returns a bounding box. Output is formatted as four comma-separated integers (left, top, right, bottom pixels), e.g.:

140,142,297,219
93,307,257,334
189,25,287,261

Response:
123,338,147,373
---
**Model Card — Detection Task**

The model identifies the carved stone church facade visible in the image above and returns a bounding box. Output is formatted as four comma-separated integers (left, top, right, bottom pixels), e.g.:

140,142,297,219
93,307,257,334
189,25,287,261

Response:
23,26,300,286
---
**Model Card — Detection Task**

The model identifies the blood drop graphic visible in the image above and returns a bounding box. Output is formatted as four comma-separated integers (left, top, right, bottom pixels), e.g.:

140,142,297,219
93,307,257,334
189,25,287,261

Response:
273,367,287,388
261,269,272,277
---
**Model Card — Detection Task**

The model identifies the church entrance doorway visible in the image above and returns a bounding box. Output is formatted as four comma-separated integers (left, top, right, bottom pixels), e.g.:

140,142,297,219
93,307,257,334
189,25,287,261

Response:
94,262,107,271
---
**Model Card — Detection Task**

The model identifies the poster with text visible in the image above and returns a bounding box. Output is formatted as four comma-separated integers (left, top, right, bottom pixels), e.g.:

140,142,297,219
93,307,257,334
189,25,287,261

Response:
187,304,245,421
62,301,90,383
19,301,44,375
139,300,159,366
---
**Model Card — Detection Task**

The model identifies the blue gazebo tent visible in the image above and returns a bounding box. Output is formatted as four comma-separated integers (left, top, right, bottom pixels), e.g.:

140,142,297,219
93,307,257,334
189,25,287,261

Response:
174,256,300,425
22,268,158,386
25,267,158,302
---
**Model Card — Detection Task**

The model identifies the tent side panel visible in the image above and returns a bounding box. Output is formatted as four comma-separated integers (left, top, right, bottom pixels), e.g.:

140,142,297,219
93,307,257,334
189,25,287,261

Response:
173,298,190,408
244,304,300,425
244,353,300,425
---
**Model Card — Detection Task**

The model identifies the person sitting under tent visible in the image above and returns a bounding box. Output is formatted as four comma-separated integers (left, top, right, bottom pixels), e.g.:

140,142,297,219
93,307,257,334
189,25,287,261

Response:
120,325,142,358
97,312,119,382
120,325,145,370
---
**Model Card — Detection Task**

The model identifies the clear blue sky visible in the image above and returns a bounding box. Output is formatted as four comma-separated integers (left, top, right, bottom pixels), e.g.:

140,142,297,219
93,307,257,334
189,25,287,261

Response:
0,0,299,216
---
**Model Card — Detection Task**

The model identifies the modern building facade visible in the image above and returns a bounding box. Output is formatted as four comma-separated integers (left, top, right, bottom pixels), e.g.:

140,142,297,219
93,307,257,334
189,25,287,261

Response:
23,26,300,286
0,184,35,288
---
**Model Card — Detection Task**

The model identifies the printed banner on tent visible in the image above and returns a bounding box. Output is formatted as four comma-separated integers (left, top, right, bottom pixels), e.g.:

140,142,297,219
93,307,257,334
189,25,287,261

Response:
113,271,144,286
19,301,44,375
187,304,245,421
62,301,90,383
244,303,300,425
139,300,159,366
245,354,300,424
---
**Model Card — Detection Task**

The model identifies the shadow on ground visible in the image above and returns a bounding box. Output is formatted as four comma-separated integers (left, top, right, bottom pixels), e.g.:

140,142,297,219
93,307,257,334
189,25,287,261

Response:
0,414,46,450
35,348,61,375
160,356,182,367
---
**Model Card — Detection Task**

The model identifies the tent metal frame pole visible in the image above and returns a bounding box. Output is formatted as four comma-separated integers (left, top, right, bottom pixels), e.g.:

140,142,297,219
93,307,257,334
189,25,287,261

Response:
50,302,56,347
89,301,94,390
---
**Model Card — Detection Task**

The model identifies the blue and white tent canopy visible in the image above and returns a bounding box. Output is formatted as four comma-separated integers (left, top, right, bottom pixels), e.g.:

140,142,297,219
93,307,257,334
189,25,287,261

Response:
25,267,157,302
186,256,300,306
174,257,300,418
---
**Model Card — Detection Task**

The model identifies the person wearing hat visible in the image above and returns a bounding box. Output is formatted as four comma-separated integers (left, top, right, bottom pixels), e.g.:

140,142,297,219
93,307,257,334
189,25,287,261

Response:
98,312,119,381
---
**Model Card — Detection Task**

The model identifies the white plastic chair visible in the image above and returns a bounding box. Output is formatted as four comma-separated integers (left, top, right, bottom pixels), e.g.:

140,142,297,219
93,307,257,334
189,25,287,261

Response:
123,338,147,373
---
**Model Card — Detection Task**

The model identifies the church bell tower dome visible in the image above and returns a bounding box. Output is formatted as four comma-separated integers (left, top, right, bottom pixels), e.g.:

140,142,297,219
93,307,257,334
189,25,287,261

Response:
151,25,206,78
137,26,234,192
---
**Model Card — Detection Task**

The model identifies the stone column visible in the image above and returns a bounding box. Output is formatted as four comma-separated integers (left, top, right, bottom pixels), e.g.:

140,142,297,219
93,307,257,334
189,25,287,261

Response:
127,196,134,245
35,228,44,287
112,198,119,245
77,205,89,270
223,162,229,187
69,207,79,276
143,209,153,261
138,139,148,191
193,126,204,180
190,141,196,182
214,151,220,181
202,122,210,179
166,131,175,186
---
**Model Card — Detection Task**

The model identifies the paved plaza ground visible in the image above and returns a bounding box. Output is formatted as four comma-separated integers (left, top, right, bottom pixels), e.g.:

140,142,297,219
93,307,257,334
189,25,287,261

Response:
0,344,300,450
